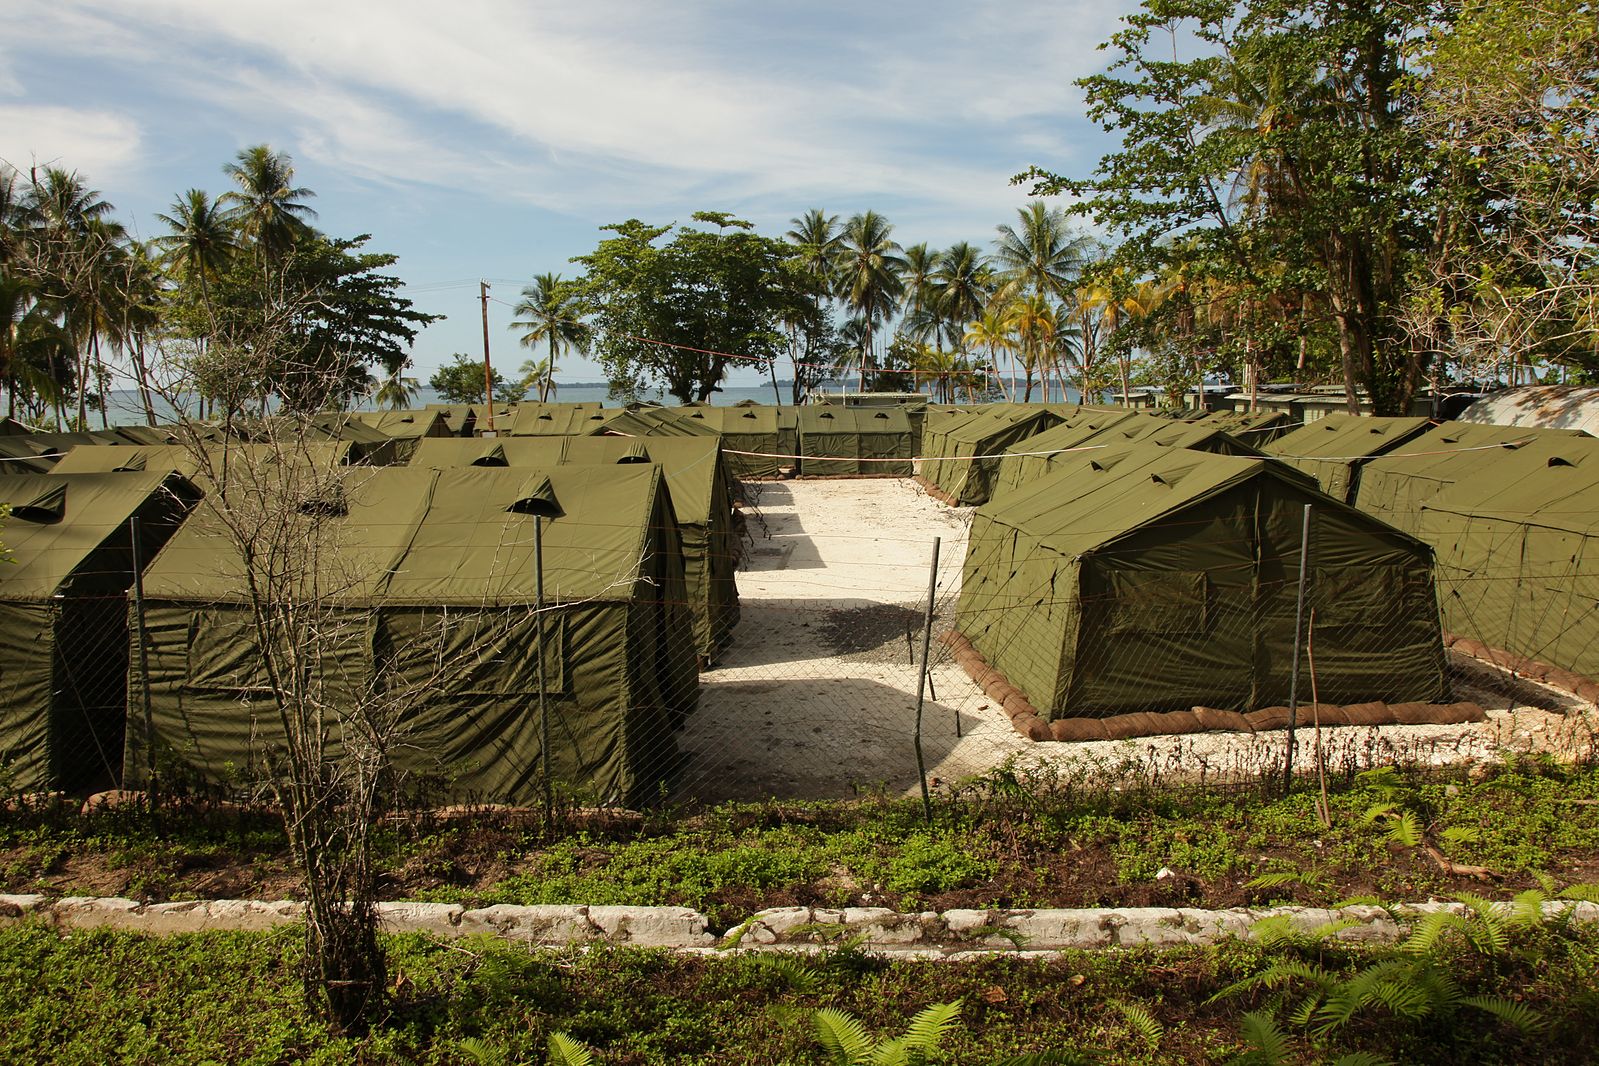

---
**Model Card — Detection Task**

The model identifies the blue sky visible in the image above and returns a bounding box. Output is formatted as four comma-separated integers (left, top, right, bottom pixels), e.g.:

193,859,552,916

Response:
2,0,1138,386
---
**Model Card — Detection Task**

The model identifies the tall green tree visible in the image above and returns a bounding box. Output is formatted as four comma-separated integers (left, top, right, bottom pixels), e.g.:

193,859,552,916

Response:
221,145,317,264
155,188,239,315
509,273,590,402
1024,0,1445,414
833,211,906,392
573,213,791,403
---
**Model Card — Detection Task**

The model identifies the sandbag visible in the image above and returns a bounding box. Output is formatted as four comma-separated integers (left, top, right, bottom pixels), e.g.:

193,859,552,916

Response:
1192,706,1254,733
1246,706,1294,731
1050,717,1110,742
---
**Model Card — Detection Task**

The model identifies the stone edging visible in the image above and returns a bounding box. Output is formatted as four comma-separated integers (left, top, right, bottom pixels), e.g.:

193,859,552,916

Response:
3,896,1595,955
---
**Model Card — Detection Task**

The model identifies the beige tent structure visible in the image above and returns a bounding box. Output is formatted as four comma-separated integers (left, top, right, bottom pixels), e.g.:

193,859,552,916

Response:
1457,385,1599,434
0,471,200,792
959,446,1446,720
411,435,739,657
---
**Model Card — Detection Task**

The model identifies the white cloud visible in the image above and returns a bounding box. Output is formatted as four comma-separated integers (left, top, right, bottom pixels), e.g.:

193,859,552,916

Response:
5,0,1136,232
0,104,142,184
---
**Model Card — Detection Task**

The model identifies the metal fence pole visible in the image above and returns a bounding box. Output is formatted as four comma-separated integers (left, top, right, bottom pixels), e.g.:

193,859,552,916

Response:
128,516,158,821
1284,504,1313,795
535,514,551,829
914,537,941,826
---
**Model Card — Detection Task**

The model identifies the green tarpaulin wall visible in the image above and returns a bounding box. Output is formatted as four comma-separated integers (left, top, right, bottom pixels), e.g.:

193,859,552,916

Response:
959,447,1446,718
1416,435,1599,680
0,471,200,792
1356,423,1591,536
1265,413,1433,503
991,410,1260,500
410,435,739,658
127,464,698,808
921,405,1071,504
795,408,914,475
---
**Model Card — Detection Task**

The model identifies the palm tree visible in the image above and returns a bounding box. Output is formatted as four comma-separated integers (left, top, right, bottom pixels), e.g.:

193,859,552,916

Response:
833,211,905,392
964,306,1018,401
221,144,317,263
786,209,843,296
1006,294,1059,402
374,367,421,410
509,273,590,402
155,188,238,314
993,202,1090,307
930,242,993,352
1082,271,1170,404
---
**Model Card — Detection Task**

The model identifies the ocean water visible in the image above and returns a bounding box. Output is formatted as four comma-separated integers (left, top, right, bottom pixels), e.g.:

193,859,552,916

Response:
91,381,1086,426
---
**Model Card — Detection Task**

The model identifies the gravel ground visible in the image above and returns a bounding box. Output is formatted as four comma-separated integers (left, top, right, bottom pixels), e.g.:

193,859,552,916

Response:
672,478,1597,805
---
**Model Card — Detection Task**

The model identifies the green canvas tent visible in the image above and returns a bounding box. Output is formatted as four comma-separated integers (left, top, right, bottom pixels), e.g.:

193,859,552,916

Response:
990,409,1144,498
1416,435,1599,679
348,409,454,459
52,441,361,484
1265,413,1433,503
0,471,200,792
128,463,698,808
958,447,1446,719
505,405,618,436
1201,410,1297,444
796,407,914,475
920,405,1071,504
989,409,1262,501
411,435,739,658
599,407,783,478
1356,422,1591,536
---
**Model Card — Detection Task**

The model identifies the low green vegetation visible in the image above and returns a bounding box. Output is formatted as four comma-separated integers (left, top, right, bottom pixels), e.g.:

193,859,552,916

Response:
4,758,1598,925
0,911,1594,1064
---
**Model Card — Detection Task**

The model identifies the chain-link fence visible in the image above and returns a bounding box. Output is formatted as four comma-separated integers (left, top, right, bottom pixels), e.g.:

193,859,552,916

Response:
3,469,1596,812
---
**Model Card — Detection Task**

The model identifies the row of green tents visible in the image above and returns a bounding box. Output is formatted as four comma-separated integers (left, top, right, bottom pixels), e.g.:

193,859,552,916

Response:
1,429,735,803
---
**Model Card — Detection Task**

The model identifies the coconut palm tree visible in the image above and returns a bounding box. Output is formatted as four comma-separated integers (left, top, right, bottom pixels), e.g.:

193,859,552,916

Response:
510,273,590,403
786,209,843,296
833,211,905,392
964,305,1019,401
931,242,993,352
221,144,317,263
374,367,421,410
155,188,238,315
993,202,1091,307
1006,294,1059,402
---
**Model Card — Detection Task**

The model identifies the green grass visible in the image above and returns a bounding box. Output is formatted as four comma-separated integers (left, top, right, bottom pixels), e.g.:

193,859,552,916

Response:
4,760,1598,923
0,918,1593,1065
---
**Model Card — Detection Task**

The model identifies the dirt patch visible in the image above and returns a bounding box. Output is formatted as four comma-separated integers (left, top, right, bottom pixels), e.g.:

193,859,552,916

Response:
818,603,924,658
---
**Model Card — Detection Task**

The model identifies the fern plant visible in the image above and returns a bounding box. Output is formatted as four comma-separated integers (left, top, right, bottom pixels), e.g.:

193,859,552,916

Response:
814,1000,962,1066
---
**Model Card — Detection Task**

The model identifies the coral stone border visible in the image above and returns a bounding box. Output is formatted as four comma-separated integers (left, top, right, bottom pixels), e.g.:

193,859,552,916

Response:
4,895,1594,955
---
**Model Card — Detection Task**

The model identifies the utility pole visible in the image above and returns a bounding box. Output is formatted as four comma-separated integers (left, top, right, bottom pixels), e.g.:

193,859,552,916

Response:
479,281,497,434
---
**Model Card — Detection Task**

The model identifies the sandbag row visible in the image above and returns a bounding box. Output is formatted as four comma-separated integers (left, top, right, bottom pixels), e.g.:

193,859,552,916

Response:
941,630,1487,743
1444,633,1599,704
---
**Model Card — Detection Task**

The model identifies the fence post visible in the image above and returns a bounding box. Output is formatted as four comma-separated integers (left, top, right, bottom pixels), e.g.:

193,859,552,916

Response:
914,537,941,826
128,516,158,822
1284,503,1313,795
535,513,551,830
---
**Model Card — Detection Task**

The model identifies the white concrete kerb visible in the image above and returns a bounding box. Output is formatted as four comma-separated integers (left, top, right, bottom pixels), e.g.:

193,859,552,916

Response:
4,895,1594,954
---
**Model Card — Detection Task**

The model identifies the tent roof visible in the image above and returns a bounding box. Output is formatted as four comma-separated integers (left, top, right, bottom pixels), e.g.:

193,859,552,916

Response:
1420,434,1599,535
51,441,357,482
349,409,451,438
0,471,195,599
978,446,1325,558
795,407,912,433
1265,413,1433,460
141,464,671,606
410,434,723,524
999,409,1142,457
504,405,618,436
